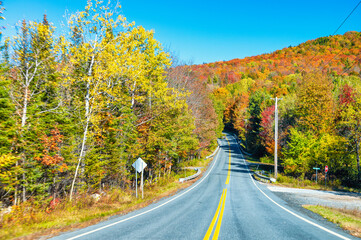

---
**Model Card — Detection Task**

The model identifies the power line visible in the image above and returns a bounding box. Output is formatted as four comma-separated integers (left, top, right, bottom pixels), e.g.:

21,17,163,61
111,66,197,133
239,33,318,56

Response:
301,0,361,73
332,0,361,36
340,55,361,75
317,0,361,72
318,46,347,73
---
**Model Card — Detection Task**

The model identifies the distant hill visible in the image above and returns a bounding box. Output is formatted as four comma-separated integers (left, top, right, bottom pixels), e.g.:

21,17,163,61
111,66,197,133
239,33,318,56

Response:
191,31,361,85
184,31,361,187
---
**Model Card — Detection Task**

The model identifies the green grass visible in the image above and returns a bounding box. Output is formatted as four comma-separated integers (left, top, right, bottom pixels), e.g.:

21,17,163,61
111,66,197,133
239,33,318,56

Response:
245,156,360,194
0,154,216,240
178,168,198,179
274,174,361,193
276,174,327,190
304,205,361,238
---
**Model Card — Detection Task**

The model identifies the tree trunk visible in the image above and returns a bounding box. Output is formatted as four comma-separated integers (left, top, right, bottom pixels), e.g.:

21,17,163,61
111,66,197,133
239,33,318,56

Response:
356,137,360,181
21,87,28,128
131,81,137,109
14,160,19,205
69,114,89,201
69,54,94,201
70,82,91,201
53,176,56,200
20,86,29,203
22,168,26,202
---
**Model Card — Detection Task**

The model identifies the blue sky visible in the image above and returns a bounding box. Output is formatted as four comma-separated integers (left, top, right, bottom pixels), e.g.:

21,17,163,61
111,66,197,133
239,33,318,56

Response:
2,0,361,64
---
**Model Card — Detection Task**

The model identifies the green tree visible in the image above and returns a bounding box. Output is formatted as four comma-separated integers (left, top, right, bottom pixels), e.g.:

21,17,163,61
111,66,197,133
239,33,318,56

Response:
246,90,269,155
9,17,59,203
282,128,315,178
0,51,14,155
340,93,361,181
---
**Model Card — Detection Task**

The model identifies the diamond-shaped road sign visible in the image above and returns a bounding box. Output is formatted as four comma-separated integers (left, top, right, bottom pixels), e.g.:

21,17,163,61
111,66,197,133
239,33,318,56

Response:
132,157,147,173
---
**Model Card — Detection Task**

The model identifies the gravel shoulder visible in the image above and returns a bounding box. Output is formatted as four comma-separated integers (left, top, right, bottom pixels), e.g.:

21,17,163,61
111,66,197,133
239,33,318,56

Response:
263,183,361,238
266,184,361,211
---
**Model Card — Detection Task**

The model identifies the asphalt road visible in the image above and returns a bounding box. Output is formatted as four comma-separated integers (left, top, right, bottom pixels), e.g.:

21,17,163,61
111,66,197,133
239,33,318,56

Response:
52,133,356,240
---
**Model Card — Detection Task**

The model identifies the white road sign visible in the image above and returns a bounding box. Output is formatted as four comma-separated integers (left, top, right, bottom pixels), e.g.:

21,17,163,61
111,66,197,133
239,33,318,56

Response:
132,157,147,173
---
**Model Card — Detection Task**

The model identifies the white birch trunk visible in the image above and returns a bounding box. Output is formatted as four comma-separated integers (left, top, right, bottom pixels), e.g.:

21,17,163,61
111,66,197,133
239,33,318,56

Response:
131,81,136,109
69,82,90,201
69,55,94,201
21,83,29,203
21,86,28,128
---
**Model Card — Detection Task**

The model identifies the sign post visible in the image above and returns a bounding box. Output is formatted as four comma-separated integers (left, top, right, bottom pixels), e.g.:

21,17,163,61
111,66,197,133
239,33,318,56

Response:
141,166,144,199
132,157,147,199
313,167,320,183
325,165,328,188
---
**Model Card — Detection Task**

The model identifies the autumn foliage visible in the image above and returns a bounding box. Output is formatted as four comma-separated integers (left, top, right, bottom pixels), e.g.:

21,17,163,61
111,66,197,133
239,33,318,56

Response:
0,0,360,211
192,31,361,185
0,1,207,207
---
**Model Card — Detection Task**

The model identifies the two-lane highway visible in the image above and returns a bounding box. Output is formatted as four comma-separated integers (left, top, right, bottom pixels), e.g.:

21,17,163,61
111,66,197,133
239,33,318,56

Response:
52,133,356,240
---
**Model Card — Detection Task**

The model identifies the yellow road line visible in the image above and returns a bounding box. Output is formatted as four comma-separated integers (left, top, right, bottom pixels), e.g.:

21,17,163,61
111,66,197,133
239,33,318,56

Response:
204,137,232,240
225,137,231,185
212,188,227,240
203,189,225,240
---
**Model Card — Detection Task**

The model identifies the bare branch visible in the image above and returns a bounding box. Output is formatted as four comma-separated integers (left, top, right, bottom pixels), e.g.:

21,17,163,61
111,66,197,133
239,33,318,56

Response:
36,100,63,115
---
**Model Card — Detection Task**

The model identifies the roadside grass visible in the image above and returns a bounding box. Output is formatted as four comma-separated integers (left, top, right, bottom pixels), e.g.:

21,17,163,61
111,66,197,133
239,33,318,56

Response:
239,143,360,193
180,155,215,168
0,155,216,240
178,168,198,179
276,174,333,190
274,174,361,193
303,205,361,238
246,158,360,193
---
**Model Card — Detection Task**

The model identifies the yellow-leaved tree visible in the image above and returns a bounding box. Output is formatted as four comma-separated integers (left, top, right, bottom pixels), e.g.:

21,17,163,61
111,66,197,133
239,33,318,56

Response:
65,0,186,199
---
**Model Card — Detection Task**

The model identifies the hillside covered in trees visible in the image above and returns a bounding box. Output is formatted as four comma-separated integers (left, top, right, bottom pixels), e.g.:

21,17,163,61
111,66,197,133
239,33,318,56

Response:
189,31,361,187
0,1,220,207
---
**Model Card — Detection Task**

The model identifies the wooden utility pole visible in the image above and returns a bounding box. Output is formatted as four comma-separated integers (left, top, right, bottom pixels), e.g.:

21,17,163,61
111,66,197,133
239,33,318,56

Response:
271,97,282,180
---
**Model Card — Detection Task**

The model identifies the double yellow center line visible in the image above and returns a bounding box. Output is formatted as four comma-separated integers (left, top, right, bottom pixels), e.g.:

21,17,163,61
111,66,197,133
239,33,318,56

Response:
204,137,232,240
203,189,227,239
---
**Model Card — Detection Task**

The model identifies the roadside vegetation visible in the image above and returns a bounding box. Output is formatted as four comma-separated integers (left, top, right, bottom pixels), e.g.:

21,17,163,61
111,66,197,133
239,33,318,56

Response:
276,174,361,193
1,0,361,238
0,1,220,238
0,155,214,239
248,159,361,193
198,33,361,190
303,205,361,238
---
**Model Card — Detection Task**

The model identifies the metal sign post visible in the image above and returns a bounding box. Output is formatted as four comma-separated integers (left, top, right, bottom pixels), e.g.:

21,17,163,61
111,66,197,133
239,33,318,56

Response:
141,167,144,199
313,167,320,183
135,170,138,198
325,165,328,188
132,157,147,199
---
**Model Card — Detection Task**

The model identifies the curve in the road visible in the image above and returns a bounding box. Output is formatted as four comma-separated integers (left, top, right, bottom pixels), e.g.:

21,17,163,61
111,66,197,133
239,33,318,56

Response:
53,134,355,240
66,146,221,240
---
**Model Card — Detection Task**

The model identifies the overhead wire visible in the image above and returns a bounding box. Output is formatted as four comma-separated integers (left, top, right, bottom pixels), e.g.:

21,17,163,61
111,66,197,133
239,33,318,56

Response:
332,0,361,36
339,54,361,75
299,0,361,74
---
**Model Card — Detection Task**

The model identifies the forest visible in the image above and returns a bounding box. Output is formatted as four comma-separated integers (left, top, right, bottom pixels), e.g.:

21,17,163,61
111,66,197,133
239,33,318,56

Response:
191,31,361,187
1,0,361,211
0,1,219,207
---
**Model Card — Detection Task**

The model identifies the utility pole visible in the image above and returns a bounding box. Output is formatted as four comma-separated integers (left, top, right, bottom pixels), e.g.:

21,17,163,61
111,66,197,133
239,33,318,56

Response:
271,97,282,180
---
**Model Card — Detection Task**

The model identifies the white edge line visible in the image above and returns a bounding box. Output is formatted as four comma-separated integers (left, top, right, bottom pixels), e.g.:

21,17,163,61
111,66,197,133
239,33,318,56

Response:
66,147,221,240
235,139,350,240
